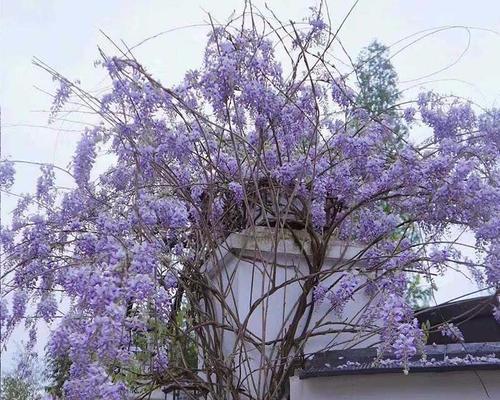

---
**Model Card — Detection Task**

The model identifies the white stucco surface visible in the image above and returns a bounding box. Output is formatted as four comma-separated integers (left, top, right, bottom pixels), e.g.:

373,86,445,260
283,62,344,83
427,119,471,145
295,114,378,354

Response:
204,228,373,352
201,228,375,397
290,371,500,400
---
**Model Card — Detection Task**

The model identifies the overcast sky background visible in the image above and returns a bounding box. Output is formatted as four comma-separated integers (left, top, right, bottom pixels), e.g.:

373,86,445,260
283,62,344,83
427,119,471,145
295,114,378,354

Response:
1,0,499,369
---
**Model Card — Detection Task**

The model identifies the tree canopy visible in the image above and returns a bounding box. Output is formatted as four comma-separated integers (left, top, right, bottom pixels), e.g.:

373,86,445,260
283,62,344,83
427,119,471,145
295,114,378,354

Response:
355,40,400,116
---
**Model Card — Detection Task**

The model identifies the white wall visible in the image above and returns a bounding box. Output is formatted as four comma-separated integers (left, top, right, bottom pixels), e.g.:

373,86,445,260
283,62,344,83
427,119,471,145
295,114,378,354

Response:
202,228,375,398
150,389,165,399
290,371,500,400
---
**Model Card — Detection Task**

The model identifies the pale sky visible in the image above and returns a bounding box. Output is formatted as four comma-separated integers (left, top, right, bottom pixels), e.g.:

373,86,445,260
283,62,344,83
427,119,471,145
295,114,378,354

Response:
1,0,499,369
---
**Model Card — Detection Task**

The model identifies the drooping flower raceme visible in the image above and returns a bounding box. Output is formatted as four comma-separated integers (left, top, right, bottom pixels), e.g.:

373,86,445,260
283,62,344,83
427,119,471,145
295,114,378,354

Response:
438,323,465,342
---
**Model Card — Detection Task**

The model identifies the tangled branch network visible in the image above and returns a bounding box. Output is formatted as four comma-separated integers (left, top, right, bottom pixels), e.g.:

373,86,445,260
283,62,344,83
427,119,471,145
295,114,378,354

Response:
0,4,498,400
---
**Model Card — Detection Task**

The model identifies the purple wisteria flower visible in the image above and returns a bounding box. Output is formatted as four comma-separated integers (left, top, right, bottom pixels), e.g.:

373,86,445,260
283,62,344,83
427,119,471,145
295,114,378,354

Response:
403,107,416,123
438,323,465,342
0,160,15,189
1,5,498,397
493,306,500,324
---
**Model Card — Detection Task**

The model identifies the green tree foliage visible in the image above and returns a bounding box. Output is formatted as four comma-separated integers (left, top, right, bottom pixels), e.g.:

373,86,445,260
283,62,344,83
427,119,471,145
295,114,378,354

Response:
406,274,434,309
355,40,400,116
1,377,37,400
44,355,71,399
1,351,42,400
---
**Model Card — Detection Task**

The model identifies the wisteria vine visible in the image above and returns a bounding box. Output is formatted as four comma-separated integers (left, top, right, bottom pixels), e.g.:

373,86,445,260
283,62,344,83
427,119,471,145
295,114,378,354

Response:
0,4,499,400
